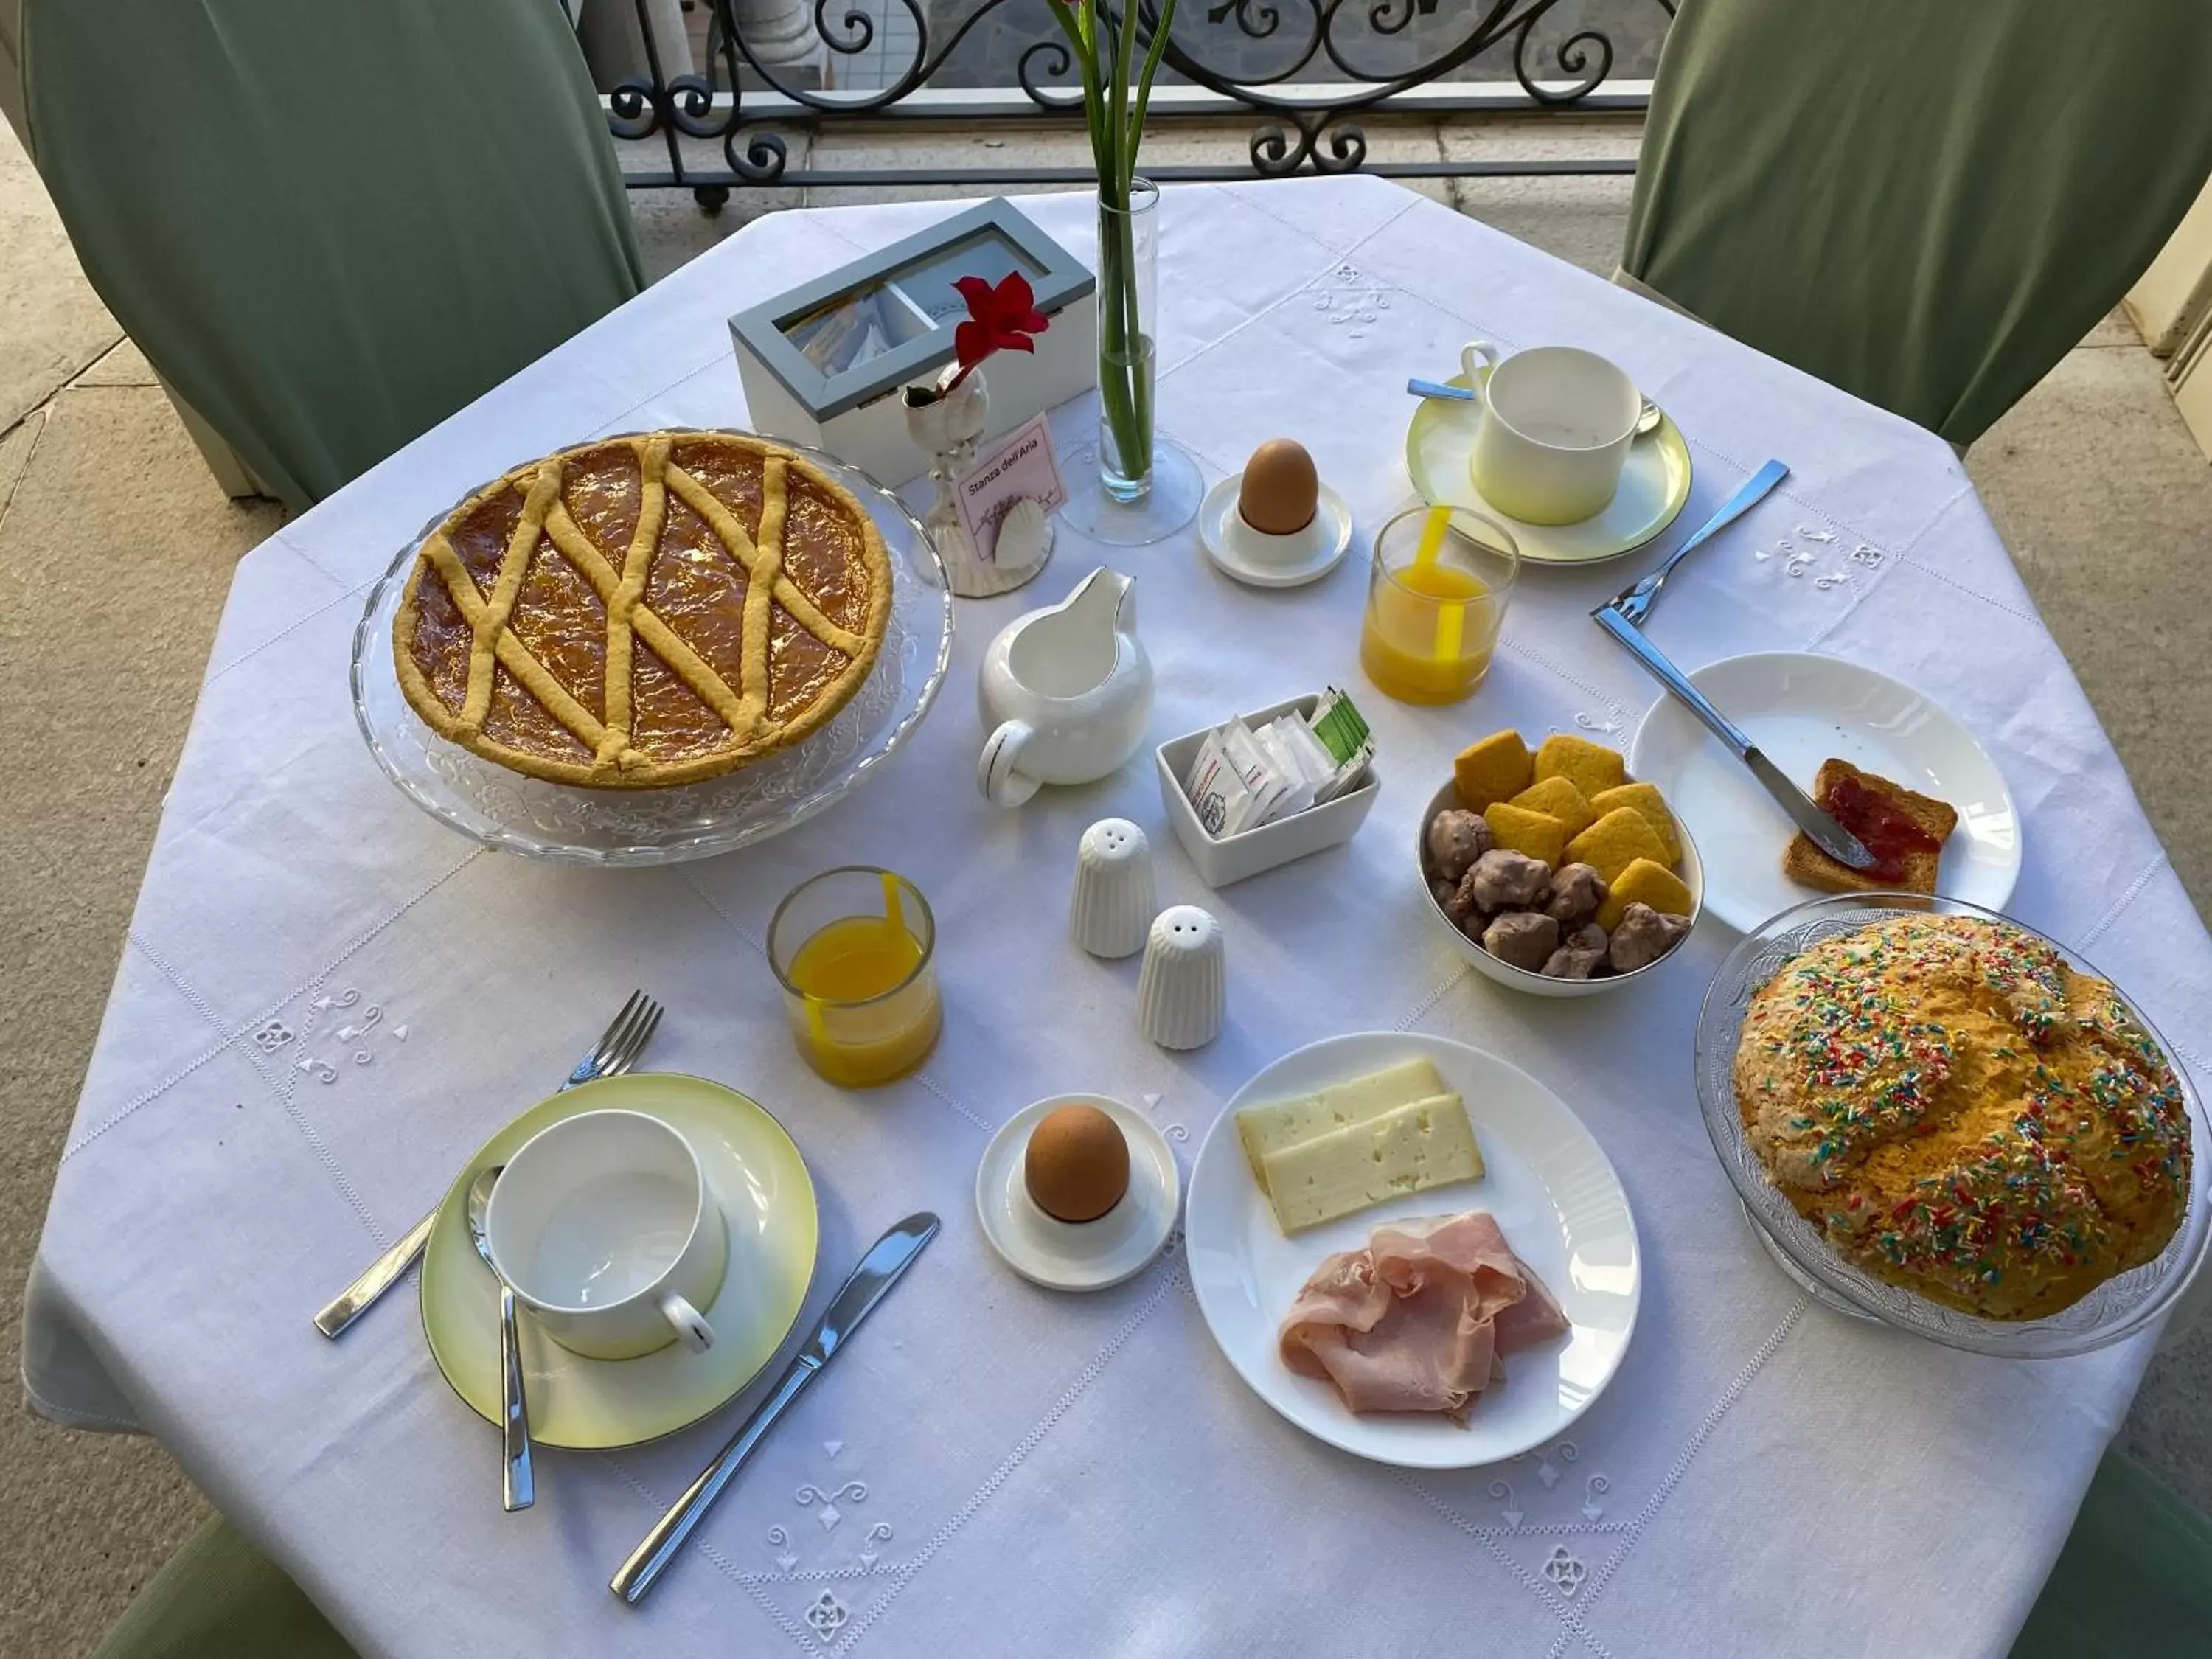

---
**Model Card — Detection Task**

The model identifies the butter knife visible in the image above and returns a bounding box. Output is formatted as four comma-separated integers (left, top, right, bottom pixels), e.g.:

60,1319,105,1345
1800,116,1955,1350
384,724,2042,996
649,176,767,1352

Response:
611,1213,942,1605
1590,607,1875,870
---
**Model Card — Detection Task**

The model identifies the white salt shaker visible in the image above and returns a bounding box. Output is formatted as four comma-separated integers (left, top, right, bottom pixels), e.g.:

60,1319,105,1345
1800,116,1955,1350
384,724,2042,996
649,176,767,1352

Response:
1136,905,1225,1050
1070,818,1157,959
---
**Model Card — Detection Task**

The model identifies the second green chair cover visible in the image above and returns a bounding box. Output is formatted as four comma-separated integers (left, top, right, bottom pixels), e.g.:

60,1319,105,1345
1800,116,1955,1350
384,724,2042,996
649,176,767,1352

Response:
23,0,644,512
1622,0,2212,447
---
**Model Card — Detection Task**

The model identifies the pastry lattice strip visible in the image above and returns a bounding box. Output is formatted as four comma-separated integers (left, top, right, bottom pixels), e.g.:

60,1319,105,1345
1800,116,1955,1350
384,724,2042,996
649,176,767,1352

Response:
420,437,865,779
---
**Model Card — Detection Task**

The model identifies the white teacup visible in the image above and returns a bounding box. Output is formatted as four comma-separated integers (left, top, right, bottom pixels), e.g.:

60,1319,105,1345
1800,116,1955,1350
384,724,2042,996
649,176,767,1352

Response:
485,1110,726,1362
1461,341,1641,526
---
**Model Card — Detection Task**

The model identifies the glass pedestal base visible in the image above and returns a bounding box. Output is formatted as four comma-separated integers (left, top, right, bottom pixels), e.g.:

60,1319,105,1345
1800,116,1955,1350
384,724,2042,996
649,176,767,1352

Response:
1059,437,1204,546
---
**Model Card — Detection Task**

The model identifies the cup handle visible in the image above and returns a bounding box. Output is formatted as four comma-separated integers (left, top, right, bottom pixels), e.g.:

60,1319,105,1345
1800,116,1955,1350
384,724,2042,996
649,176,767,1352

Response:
1459,340,1502,408
660,1294,714,1354
977,720,1041,808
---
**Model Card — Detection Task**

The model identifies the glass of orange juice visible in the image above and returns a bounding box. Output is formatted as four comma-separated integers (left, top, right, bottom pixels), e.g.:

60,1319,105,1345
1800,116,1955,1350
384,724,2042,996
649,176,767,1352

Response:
1359,505,1519,704
768,867,942,1088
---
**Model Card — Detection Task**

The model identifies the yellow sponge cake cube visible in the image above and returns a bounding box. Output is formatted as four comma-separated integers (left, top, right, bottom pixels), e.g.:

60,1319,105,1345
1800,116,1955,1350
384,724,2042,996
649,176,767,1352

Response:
1564,806,1670,883
1597,857,1697,932
1453,730,1533,810
1589,782,1681,862
1510,775,1596,839
1482,801,1567,867
1533,732,1627,800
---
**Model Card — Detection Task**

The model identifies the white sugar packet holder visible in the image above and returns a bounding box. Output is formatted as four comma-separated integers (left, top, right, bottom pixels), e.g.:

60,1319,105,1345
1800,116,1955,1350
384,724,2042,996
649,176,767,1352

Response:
1156,692,1380,888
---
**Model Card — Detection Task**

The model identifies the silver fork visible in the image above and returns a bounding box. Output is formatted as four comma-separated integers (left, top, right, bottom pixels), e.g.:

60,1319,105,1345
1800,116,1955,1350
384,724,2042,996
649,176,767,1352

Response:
312,990,664,1338
1599,458,1789,627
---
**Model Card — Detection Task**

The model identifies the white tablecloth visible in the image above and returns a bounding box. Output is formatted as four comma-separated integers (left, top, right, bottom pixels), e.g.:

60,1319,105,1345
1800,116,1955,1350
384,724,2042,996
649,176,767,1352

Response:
27,177,2212,1659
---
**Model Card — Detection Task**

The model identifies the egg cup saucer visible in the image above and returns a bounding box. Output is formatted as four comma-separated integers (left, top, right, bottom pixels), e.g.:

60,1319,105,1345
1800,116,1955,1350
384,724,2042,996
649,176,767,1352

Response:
1197,476,1354,589
975,1094,1180,1291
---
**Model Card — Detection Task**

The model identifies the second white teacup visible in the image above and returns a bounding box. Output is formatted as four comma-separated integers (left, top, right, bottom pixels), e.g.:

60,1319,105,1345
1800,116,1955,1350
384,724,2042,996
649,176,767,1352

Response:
486,1109,726,1361
1461,341,1641,526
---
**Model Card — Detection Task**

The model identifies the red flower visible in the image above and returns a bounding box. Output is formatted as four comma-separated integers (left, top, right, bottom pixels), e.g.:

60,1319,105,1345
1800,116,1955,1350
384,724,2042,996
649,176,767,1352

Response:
945,272,1051,393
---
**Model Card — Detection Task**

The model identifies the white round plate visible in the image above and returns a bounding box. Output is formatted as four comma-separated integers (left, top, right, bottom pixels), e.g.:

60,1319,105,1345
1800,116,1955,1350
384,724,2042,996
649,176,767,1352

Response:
1626,652,2020,935
420,1073,817,1450
1185,1032,1639,1469
1197,476,1354,589
1405,375,1692,566
352,431,953,867
976,1095,1180,1291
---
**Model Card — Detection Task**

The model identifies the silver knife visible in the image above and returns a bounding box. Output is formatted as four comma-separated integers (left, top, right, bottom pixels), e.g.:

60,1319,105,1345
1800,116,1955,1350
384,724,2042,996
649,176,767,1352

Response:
611,1213,942,1605
1590,607,1875,870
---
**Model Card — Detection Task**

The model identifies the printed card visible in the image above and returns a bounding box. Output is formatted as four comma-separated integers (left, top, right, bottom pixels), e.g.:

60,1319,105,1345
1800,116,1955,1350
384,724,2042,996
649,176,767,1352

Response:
953,414,1068,564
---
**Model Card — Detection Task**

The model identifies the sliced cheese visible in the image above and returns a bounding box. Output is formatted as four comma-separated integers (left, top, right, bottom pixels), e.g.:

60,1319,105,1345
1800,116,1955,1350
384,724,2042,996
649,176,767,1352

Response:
1235,1057,1447,1193
1258,1094,1484,1234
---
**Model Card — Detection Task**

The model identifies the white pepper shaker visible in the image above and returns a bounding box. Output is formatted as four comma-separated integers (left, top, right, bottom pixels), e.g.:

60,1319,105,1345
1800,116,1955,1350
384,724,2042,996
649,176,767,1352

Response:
1136,905,1225,1050
1069,818,1157,959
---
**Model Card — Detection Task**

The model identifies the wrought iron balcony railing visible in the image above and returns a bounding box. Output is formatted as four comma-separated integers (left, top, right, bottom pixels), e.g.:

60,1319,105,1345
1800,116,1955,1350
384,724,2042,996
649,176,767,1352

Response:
586,0,1671,210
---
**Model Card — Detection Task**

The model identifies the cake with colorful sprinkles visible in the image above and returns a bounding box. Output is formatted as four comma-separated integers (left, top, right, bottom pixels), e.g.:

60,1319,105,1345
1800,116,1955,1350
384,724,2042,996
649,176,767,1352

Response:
1733,913,2191,1319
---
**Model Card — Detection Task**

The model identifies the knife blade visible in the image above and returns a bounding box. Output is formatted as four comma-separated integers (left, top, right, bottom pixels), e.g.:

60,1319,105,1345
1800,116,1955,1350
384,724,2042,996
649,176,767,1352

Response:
1590,607,1875,870
611,1213,941,1605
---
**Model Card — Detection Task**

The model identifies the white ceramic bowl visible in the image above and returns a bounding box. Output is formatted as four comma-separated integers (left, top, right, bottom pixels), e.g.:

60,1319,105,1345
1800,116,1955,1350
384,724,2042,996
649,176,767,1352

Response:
1415,778,1705,998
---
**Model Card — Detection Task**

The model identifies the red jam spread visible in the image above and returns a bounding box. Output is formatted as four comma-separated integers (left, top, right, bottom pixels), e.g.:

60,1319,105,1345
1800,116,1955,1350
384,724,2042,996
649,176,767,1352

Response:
1821,774,1942,883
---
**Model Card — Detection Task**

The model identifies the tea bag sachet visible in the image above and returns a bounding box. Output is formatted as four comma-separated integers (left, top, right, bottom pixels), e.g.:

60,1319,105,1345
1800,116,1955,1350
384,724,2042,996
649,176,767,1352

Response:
1183,727,1262,836
1305,686,1374,803
1220,722,1293,832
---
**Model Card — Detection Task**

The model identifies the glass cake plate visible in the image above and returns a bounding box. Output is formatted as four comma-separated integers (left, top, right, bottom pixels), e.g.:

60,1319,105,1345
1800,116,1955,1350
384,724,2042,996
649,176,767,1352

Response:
350,433,953,866
1694,892,2211,1357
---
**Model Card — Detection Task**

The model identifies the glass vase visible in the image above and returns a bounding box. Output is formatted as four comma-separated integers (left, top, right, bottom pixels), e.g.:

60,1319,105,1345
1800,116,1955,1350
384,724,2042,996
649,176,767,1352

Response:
1097,180,1160,503
1061,177,1202,545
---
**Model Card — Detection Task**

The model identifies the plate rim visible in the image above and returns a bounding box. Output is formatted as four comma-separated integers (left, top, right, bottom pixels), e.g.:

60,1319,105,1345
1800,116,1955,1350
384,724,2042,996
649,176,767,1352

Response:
417,1071,819,1450
1624,649,2023,934
349,428,956,868
1183,1030,1641,1468
1404,375,1693,567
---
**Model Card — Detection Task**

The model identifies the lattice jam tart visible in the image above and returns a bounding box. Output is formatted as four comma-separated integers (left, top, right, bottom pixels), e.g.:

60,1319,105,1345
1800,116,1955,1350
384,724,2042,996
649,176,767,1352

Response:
393,431,890,788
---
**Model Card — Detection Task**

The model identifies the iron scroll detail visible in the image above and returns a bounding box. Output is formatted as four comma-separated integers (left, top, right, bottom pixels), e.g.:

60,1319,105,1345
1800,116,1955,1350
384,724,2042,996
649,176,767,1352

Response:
585,0,1667,202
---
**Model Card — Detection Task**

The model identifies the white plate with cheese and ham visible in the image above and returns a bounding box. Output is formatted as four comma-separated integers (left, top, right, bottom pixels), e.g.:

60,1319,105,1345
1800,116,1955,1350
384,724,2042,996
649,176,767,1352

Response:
1185,1032,1640,1468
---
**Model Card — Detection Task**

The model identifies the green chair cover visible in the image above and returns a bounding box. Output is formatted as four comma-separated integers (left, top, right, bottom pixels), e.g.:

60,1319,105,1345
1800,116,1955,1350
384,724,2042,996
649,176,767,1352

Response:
89,1519,354,1659
2012,1451,2212,1659
1621,0,2212,448
21,0,644,512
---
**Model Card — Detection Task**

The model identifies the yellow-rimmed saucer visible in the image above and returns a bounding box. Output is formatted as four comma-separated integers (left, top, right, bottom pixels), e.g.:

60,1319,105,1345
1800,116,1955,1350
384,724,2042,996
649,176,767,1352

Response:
419,1073,817,1450
1405,373,1693,566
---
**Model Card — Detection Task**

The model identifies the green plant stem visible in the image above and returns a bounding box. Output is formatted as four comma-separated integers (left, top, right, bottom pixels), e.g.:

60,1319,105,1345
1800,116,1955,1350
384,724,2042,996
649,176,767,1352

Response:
1097,197,1150,483
1061,0,1182,490
1127,0,1177,184
1111,0,1138,192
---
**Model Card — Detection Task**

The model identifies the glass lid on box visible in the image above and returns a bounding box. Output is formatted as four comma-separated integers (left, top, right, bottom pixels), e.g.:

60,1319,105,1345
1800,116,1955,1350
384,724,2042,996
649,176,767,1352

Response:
774,229,1046,394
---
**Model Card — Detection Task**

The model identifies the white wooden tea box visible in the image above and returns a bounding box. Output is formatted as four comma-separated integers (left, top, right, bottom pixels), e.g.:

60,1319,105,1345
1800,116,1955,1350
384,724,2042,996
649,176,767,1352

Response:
731,198,1097,487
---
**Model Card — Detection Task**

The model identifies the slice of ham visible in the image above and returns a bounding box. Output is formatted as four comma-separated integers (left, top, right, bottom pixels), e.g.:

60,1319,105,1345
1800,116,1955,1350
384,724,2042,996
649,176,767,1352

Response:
1278,1211,1570,1417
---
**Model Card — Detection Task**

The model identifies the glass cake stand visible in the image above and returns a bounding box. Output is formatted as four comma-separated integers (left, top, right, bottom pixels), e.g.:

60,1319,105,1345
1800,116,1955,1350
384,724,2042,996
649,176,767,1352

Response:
1694,892,2211,1357
349,433,954,867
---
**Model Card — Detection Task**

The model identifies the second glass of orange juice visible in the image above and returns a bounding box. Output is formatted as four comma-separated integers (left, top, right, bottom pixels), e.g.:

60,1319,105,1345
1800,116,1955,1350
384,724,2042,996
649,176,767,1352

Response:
1359,505,1520,704
768,867,942,1087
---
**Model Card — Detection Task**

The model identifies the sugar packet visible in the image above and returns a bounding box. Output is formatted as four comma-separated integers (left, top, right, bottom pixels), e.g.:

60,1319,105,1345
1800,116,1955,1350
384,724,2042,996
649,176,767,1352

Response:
1180,691,1375,838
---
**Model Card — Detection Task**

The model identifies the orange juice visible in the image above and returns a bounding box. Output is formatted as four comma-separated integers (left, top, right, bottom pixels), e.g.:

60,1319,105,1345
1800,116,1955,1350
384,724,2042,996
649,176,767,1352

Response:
1360,561,1498,703
783,913,942,1086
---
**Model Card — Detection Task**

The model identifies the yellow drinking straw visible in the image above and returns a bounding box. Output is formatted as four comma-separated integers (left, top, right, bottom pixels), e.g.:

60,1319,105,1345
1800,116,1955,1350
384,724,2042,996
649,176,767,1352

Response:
807,872,908,1065
1413,504,1450,568
1415,507,1464,663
